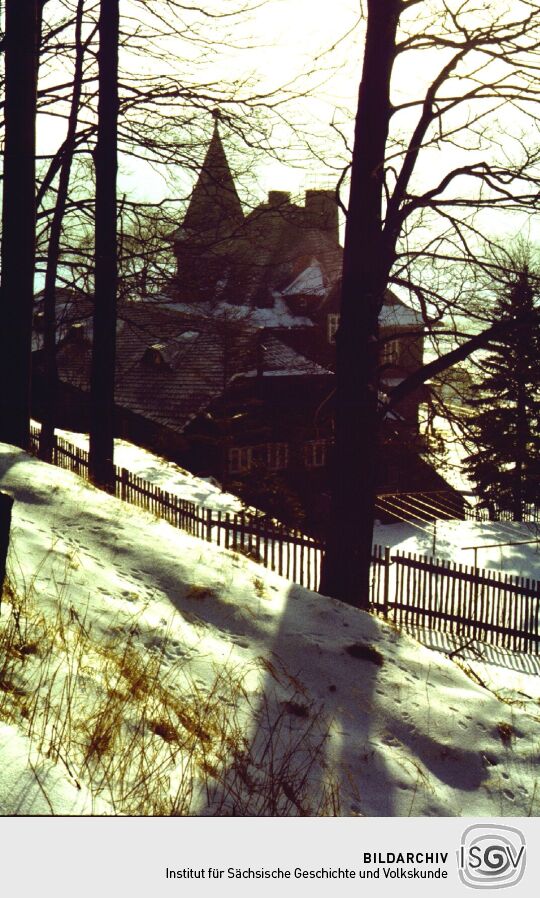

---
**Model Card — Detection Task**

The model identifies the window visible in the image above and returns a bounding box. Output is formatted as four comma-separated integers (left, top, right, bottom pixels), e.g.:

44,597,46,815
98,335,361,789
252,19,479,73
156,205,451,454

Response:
228,443,289,474
304,440,328,468
267,443,289,471
327,312,340,344
381,339,400,365
228,446,252,474
142,344,166,367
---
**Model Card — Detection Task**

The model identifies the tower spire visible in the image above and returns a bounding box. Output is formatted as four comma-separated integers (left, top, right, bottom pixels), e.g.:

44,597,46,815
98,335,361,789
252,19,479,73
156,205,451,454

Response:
182,111,244,238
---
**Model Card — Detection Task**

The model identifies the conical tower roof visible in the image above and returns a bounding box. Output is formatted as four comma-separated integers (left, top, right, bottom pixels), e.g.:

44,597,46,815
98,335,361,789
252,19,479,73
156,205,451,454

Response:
182,115,244,238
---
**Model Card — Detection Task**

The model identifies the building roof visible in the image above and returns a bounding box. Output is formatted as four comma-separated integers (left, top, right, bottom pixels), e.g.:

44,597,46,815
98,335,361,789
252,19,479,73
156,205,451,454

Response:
50,301,332,435
169,124,424,335
176,117,244,244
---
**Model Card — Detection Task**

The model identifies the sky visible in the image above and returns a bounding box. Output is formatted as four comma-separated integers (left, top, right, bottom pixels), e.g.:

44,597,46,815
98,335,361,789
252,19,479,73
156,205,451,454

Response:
116,0,364,204
35,0,363,206
35,0,540,270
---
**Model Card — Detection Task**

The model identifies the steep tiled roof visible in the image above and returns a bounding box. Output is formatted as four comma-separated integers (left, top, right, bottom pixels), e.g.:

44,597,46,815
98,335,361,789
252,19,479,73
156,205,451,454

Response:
235,205,342,307
180,118,244,241
52,301,331,434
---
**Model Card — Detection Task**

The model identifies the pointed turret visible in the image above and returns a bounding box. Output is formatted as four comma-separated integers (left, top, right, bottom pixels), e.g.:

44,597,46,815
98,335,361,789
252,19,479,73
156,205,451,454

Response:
182,112,244,239
172,113,245,303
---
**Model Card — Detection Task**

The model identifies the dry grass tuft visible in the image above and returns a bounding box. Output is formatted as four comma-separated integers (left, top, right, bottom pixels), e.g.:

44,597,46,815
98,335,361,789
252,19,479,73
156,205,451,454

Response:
0,569,341,817
496,721,515,747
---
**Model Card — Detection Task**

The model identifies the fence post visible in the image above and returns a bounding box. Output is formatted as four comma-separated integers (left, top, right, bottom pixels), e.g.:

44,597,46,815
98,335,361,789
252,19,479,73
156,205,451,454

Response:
206,508,213,542
383,546,391,617
0,492,13,612
121,467,129,502
53,435,58,466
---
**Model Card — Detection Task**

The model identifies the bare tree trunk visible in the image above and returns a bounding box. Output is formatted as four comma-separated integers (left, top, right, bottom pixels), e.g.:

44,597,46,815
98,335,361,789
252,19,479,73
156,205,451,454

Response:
513,379,527,522
319,1,400,608
0,492,13,607
39,0,86,462
0,1,40,450
89,1,119,489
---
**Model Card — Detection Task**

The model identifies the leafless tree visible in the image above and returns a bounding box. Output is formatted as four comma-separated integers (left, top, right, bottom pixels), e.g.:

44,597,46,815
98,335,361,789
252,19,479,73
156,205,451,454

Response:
88,0,119,488
0,1,43,449
320,0,540,607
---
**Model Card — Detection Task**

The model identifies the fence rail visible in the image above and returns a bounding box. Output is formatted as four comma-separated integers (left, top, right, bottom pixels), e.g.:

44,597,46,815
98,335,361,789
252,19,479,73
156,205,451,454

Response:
465,502,540,524
28,427,540,653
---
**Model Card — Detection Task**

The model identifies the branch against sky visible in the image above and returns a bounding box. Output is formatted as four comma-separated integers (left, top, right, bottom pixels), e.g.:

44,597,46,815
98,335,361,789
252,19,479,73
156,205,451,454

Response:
321,0,540,608
32,0,353,297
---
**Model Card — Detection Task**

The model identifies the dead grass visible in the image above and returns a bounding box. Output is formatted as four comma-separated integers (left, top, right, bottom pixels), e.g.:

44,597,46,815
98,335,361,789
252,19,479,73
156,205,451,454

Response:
496,721,515,747
0,568,340,817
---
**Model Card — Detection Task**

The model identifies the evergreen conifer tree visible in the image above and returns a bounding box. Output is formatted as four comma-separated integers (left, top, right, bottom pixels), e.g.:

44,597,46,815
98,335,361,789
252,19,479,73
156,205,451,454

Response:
465,272,540,520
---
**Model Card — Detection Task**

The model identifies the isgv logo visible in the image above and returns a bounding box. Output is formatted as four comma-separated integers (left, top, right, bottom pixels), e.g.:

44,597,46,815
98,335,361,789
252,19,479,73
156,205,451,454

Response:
458,824,526,889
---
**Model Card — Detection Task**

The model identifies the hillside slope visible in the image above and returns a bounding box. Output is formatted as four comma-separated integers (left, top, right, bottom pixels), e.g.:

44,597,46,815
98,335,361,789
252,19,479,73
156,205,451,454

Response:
0,444,538,816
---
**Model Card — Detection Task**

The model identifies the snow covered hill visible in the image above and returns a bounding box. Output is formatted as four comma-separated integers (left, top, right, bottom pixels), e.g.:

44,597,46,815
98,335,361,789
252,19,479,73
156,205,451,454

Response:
55,426,540,581
0,443,538,816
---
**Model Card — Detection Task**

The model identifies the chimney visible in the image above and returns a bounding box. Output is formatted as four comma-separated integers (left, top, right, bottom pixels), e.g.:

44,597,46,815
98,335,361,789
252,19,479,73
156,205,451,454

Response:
305,189,339,242
268,190,291,208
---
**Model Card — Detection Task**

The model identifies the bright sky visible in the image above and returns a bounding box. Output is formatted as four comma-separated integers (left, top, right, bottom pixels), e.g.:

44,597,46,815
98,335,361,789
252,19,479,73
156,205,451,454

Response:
36,0,539,250
37,0,363,204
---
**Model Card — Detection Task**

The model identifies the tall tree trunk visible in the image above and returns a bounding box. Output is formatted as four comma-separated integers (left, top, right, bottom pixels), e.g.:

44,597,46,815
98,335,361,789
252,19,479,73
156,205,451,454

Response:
39,0,86,462
0,491,13,606
319,0,400,608
513,378,527,522
0,1,40,449
88,0,119,489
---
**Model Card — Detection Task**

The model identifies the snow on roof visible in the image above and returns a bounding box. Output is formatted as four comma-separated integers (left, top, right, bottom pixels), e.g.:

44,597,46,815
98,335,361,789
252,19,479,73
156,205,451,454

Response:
1,442,539,816
248,295,313,328
158,297,312,329
281,259,326,297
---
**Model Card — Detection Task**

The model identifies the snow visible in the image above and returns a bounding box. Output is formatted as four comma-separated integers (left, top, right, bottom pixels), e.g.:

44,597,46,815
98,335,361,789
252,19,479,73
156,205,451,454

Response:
1,443,539,817
374,520,540,580
281,260,326,297
249,295,313,328
422,414,476,497
54,427,245,513
159,297,313,329
0,723,111,816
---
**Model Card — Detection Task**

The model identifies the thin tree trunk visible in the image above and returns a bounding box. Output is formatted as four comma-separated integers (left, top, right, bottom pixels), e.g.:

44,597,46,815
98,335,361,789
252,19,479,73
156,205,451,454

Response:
0,492,13,607
0,1,40,449
513,378,527,522
319,0,400,608
88,1,119,489
39,0,86,462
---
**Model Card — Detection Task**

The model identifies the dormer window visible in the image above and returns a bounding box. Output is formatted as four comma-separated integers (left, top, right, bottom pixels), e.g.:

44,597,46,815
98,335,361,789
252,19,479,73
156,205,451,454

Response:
65,322,89,344
141,344,167,367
